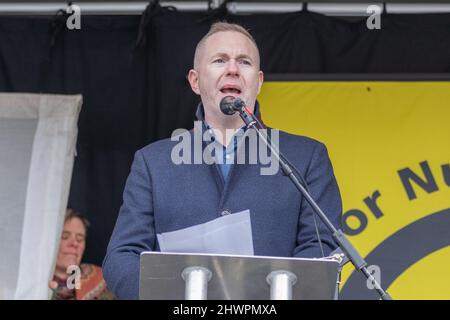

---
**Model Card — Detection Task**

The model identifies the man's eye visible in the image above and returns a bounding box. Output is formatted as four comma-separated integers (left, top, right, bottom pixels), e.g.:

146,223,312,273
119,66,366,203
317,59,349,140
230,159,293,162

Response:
240,60,251,65
213,58,225,63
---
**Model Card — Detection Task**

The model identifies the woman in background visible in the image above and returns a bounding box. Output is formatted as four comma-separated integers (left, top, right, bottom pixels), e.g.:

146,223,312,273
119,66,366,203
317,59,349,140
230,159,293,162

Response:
50,209,113,300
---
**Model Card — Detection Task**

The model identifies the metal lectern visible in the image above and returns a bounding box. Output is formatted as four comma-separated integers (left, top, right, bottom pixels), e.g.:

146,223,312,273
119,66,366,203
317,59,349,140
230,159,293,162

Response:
139,252,340,300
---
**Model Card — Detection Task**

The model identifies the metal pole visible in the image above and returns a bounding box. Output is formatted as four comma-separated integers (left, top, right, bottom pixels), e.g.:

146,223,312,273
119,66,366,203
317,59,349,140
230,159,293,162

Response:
308,2,384,16
0,2,450,15
266,270,297,300
0,2,208,15
388,3,450,13
181,266,212,300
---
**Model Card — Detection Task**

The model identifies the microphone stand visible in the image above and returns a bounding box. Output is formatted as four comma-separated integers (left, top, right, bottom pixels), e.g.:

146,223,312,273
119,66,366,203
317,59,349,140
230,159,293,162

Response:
237,107,392,300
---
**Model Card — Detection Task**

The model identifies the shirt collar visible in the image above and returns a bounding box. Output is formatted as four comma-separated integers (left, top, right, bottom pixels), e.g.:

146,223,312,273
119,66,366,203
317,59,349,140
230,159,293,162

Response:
195,100,265,147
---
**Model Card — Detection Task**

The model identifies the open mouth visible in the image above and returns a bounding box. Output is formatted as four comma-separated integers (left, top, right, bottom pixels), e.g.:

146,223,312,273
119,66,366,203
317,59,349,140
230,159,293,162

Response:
220,86,241,95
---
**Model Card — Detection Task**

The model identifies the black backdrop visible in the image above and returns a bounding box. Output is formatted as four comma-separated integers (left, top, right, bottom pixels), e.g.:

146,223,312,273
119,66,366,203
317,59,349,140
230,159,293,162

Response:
1,4,450,268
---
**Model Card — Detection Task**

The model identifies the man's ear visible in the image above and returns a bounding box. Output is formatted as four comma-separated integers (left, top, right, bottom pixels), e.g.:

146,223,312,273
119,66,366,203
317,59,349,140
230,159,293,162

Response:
256,70,264,94
188,69,200,95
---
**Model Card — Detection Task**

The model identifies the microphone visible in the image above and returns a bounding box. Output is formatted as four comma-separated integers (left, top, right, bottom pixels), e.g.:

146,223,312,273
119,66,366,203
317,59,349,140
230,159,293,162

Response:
220,96,246,115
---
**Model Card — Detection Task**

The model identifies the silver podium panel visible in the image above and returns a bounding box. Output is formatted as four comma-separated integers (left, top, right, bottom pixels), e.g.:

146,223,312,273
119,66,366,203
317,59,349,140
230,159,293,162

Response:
139,252,339,300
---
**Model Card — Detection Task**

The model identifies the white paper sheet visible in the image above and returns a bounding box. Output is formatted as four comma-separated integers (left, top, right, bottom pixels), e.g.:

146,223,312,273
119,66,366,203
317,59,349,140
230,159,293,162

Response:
157,209,254,256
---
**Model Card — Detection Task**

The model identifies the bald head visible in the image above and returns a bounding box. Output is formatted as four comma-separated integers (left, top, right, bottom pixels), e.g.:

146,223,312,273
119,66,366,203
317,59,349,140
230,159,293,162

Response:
193,22,260,70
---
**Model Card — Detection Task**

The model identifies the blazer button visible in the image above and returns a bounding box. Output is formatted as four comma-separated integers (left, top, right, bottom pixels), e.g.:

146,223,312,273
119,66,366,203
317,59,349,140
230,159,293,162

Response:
221,210,231,216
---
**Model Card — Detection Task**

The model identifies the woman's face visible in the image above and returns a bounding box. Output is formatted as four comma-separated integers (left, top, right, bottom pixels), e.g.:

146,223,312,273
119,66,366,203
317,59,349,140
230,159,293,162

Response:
55,217,86,273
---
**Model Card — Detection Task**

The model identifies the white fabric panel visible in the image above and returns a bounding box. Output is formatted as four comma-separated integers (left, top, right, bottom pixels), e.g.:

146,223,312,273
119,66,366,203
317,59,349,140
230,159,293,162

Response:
0,118,37,300
0,93,82,299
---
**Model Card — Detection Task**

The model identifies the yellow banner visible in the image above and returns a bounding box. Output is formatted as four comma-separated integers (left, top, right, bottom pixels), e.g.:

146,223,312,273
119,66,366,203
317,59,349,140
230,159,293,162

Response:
259,81,450,299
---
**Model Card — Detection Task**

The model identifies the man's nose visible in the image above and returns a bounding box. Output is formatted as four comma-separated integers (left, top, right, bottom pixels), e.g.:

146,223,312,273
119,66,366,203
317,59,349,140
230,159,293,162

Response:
225,59,239,76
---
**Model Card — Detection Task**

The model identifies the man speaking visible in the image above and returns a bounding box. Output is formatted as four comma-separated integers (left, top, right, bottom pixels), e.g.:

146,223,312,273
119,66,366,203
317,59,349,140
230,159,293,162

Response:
103,22,342,300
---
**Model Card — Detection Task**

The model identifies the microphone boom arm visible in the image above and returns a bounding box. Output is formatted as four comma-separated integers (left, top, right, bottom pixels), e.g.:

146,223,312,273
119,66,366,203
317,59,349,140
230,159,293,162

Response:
236,106,392,300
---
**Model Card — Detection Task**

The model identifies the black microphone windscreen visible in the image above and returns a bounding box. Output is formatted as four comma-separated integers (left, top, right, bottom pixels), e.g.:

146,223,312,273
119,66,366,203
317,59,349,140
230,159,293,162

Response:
233,98,246,110
220,96,237,115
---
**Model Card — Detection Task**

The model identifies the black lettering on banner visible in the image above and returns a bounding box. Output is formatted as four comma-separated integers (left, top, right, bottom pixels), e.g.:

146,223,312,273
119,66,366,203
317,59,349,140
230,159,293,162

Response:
398,160,439,200
342,209,368,236
363,190,384,219
442,164,450,187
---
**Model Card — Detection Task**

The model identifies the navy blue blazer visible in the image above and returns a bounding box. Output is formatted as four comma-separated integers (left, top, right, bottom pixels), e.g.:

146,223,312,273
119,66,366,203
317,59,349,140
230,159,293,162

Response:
103,104,342,299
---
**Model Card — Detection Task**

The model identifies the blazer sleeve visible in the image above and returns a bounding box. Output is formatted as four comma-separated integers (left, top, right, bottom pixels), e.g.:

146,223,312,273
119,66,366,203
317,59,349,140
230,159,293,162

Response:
293,142,342,258
102,149,156,299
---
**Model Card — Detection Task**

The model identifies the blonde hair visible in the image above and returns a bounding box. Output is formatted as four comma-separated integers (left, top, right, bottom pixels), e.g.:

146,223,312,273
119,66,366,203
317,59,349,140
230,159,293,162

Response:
193,22,260,69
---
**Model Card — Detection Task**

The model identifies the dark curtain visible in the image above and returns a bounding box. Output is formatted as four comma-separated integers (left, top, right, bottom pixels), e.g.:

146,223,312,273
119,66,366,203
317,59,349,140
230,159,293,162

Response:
1,5,450,271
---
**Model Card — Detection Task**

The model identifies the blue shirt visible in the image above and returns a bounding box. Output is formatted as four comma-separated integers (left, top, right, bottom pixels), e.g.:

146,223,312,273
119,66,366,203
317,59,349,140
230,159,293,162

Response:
203,121,245,181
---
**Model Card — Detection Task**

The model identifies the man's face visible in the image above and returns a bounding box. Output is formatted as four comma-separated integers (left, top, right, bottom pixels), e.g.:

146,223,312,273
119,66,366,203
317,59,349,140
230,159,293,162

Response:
55,218,86,272
188,31,264,121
